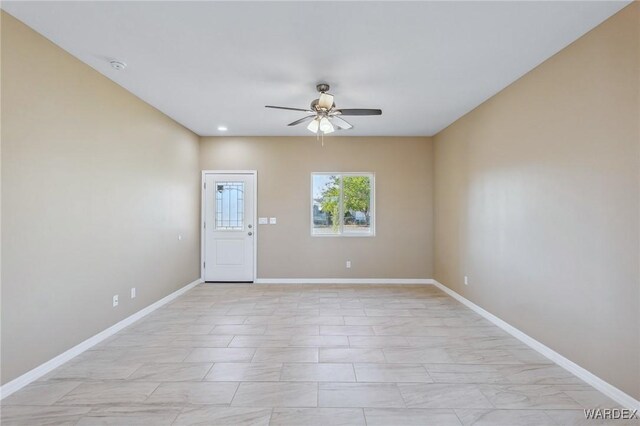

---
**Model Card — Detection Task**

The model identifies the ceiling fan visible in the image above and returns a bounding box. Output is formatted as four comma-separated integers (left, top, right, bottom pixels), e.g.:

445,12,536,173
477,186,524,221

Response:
265,83,382,135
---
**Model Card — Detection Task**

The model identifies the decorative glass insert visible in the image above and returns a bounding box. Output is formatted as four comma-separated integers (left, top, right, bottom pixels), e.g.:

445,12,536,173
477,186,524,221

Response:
215,181,245,230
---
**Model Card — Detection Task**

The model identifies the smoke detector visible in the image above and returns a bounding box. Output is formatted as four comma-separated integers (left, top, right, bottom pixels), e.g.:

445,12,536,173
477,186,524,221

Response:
109,60,127,71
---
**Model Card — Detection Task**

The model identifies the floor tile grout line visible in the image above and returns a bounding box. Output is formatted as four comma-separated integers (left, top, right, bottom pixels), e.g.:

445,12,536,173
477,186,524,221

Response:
226,381,242,407
46,381,84,406
451,408,464,426
72,412,84,426
268,407,275,426
201,362,217,382
541,410,563,425
141,381,163,404
167,405,183,426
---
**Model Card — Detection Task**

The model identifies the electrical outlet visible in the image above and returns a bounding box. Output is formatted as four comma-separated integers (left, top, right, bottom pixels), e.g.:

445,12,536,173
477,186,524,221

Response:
346,260,351,269
131,288,136,299
464,276,469,285
113,295,119,307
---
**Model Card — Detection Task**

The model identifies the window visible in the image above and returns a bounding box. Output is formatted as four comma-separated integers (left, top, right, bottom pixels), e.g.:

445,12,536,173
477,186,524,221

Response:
311,173,375,236
215,181,245,230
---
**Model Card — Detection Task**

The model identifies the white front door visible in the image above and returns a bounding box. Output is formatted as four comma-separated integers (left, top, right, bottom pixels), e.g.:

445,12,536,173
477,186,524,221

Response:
203,172,255,282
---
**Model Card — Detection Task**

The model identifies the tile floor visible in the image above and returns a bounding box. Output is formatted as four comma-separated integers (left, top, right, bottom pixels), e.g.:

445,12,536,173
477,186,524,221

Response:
0,284,628,425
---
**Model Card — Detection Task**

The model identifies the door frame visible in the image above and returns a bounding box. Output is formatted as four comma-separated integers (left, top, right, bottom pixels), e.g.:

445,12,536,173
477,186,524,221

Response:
201,170,258,282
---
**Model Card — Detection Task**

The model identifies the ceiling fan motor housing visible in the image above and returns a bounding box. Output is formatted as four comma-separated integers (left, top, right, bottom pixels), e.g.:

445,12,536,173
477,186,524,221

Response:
316,83,330,93
311,99,336,112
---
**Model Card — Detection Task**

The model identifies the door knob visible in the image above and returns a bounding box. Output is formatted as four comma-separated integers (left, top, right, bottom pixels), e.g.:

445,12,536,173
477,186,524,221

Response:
248,232,253,236
248,224,253,229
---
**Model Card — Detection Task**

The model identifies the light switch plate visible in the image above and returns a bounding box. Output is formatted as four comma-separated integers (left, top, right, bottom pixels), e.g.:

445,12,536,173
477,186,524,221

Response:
269,217,277,225
258,217,268,225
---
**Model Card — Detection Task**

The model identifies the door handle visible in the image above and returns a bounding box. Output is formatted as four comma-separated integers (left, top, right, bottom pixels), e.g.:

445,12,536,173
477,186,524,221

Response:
248,232,253,236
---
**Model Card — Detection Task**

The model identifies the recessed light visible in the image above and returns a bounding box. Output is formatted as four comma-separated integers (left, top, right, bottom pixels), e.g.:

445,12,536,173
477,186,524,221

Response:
217,126,228,131
109,60,127,71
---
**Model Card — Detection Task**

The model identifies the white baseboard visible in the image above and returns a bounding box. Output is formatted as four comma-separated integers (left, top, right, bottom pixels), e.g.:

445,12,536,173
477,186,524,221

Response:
254,278,434,285
0,278,202,400
431,280,640,411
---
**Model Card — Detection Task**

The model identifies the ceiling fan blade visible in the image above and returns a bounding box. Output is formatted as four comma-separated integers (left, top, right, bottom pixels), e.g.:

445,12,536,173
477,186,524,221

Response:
332,116,353,130
318,93,334,110
287,115,316,126
335,108,382,116
265,105,311,112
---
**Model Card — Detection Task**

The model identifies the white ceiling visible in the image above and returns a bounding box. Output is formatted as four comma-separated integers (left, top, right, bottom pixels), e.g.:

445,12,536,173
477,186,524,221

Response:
3,1,630,137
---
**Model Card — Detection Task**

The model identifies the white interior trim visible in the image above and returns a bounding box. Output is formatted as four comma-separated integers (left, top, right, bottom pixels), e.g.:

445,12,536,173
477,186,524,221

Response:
0,278,203,400
254,278,434,285
431,280,640,411
201,170,258,282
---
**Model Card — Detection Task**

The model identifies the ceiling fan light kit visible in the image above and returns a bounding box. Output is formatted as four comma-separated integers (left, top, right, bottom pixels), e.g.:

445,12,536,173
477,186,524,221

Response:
265,83,382,139
307,118,320,133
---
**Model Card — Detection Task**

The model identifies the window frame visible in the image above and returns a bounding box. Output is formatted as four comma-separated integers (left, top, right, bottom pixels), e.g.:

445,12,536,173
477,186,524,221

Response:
310,172,376,237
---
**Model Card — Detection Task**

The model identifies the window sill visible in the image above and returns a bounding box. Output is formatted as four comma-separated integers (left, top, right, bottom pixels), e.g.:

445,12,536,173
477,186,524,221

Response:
311,232,376,238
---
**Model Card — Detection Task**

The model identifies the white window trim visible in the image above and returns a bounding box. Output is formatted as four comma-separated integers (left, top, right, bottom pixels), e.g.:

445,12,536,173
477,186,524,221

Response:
310,172,376,237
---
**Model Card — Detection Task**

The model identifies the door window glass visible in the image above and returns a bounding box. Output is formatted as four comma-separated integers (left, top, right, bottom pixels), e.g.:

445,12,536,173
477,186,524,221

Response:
215,181,244,230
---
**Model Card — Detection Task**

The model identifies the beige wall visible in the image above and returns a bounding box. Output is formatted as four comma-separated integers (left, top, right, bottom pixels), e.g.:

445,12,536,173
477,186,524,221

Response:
1,12,201,384
200,136,433,279
2,0,638,402
434,3,639,399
